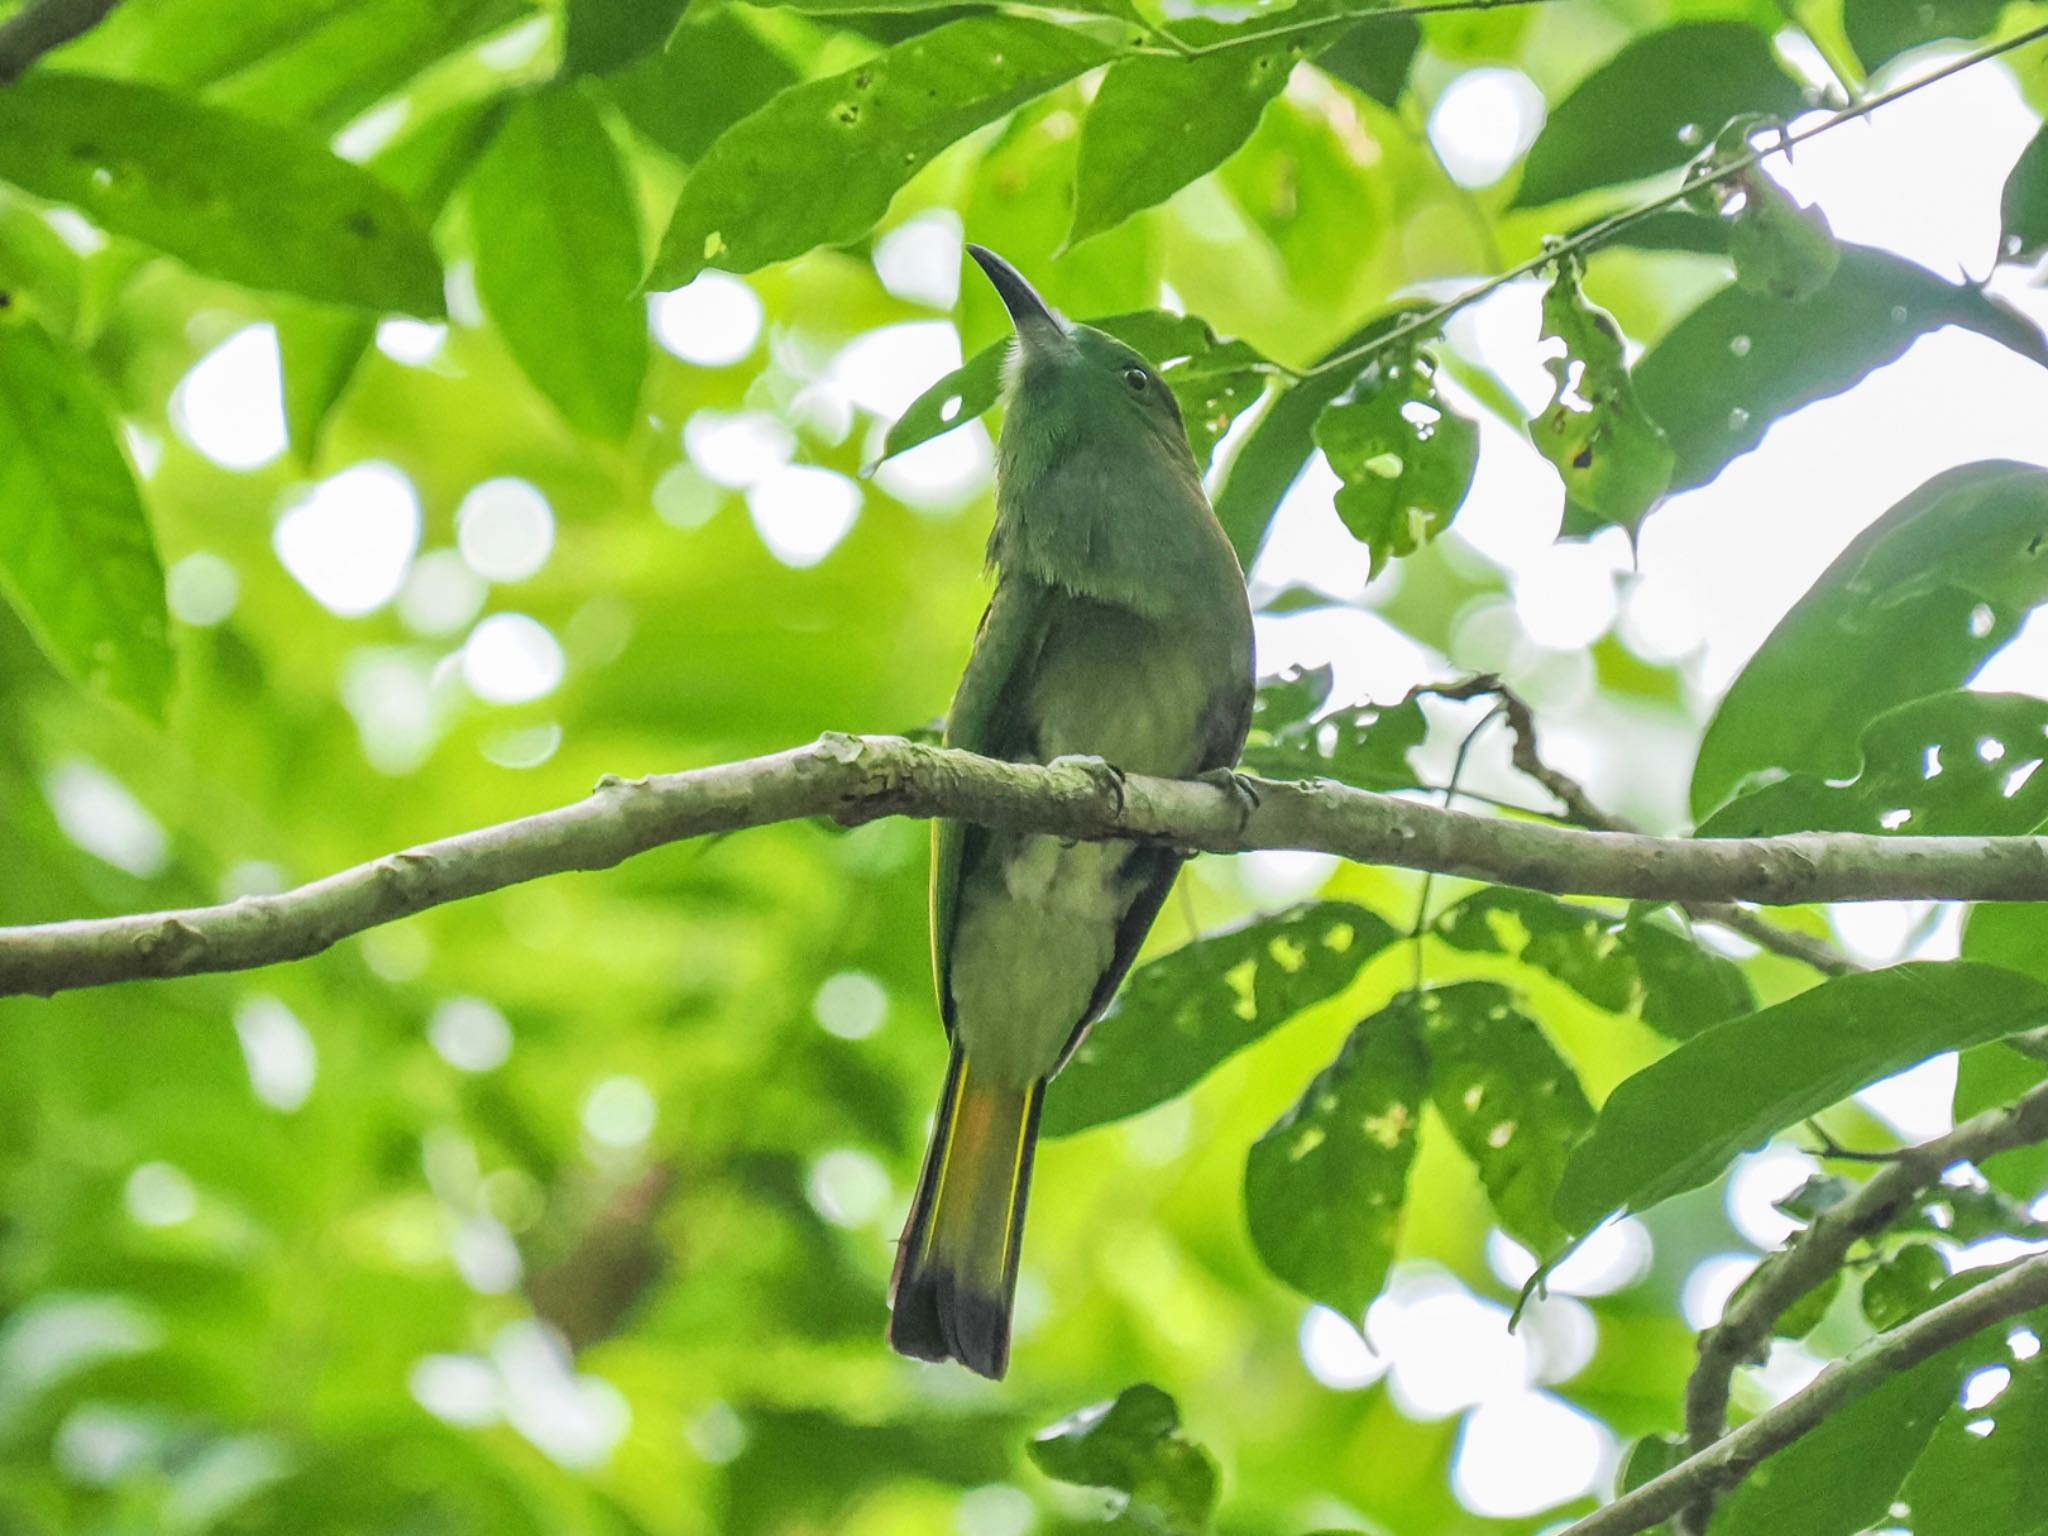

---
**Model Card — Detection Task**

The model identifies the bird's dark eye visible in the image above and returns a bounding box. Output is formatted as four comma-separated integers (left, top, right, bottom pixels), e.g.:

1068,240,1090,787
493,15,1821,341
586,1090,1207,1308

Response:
1123,367,1149,392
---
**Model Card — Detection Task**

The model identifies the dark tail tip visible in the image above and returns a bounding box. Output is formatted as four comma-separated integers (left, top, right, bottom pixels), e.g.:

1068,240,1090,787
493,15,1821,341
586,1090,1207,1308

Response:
889,1259,1011,1379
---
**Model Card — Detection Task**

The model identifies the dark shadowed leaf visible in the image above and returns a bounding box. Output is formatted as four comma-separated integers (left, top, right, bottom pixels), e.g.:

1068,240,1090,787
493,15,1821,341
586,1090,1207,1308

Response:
2001,124,2048,266
1729,1260,1842,1339
1314,349,1477,576
1043,901,1400,1137
604,6,799,163
1844,0,2004,72
649,17,1110,285
1862,1242,1948,1329
1690,462,2048,819
1314,15,1420,107
1413,982,1593,1252
1526,257,1673,539
0,312,169,716
1511,23,1806,208
564,0,688,74
1899,1338,2048,1536
1239,666,1430,791
1245,998,1428,1316
1554,963,2048,1231
470,86,647,439
0,74,444,314
1030,1384,1219,1536
1698,692,2048,839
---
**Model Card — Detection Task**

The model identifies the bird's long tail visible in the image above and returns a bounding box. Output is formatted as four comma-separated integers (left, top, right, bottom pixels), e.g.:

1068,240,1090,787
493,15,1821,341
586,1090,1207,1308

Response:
889,1045,1044,1379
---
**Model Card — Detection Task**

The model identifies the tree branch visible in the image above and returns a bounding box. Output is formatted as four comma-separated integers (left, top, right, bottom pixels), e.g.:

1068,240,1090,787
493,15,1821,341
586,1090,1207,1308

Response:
1561,1251,2048,1536
7,733,2048,999
0,0,122,83
1674,1078,2048,1533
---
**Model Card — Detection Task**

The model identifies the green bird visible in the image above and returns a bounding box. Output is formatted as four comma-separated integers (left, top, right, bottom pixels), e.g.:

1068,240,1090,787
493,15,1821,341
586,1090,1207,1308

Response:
889,247,1255,1378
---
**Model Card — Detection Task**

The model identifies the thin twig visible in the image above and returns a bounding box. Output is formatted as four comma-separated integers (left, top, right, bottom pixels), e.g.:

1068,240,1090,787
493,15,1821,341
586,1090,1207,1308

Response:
0,0,122,82
1675,1078,2048,1535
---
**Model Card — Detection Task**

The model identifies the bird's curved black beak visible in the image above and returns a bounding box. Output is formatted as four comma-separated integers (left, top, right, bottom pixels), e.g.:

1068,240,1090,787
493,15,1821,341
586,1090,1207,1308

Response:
967,244,1067,347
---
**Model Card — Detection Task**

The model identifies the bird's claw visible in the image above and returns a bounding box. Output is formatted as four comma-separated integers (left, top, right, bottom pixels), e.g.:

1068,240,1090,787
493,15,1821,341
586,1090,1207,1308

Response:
1051,754,1128,820
1196,767,1262,835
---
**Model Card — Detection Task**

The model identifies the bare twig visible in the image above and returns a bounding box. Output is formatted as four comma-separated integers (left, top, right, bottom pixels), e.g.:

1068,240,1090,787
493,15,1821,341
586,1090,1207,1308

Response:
8,734,2048,999
1562,1251,2048,1536
0,0,122,83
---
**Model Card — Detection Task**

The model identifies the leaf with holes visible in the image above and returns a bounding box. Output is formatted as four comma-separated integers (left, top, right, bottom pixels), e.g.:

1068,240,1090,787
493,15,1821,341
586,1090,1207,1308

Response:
1168,338,1271,470
1413,982,1594,1253
1238,667,1429,792
1527,257,1673,539
1245,999,1428,1316
1691,462,2048,820
1862,1243,1948,1330
0,312,169,717
1029,1384,1218,1536
649,17,1111,286
2002,125,2048,267
0,74,443,314
1897,1315,2048,1536
1043,901,1400,1137
1555,962,2048,1232
1510,22,1806,208
1314,350,1477,577
470,86,647,439
1699,692,2048,839
1844,0,2005,72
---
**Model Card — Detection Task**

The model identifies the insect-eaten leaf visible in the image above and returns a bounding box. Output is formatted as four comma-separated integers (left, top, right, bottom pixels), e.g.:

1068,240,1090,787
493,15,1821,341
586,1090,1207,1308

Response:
1314,349,1478,577
1239,665,1429,792
1044,900,1400,1137
1029,1384,1219,1536
1527,256,1674,540
1245,999,1429,1317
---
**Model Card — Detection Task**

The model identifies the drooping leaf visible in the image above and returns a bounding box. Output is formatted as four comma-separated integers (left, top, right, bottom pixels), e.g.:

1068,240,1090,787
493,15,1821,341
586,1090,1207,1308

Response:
1211,303,1431,566
0,74,444,315
1510,22,1807,209
1690,461,2048,820
1698,691,2048,839
1314,349,1478,576
1723,164,1839,302
1314,15,1420,108
469,86,647,439
1043,901,1400,1137
1412,982,1594,1253
604,6,799,164
564,0,688,75
1069,10,1341,247
1843,0,2005,73
648,17,1111,286
1629,237,2048,494
1527,256,1674,539
1244,998,1428,1316
1238,665,1430,792
1554,962,2048,1231
1431,888,1754,1040
1029,1384,1219,1536
0,312,169,717
2000,124,2048,266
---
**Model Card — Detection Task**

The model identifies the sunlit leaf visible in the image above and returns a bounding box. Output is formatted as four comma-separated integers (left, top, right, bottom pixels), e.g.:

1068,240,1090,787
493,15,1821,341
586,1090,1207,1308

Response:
469,86,647,439
2001,124,2048,266
1029,1384,1219,1536
1238,666,1429,792
1511,23,1806,208
1314,348,1477,576
649,17,1111,286
1691,462,2048,819
1555,962,2048,1231
0,200,83,338
0,311,169,716
564,0,687,74
1043,901,1400,1137
1245,997,1427,1316
0,74,444,314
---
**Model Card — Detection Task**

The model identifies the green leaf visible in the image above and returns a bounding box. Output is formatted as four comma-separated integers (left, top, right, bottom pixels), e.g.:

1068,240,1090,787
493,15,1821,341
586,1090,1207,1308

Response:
1043,901,1400,1137
1244,998,1428,1316
1211,303,1431,566
1554,962,2048,1231
1899,1336,2048,1536
0,311,169,717
1729,1260,1842,1339
1526,257,1673,539
1029,1384,1219,1536
1069,11,1340,247
469,86,647,439
1314,15,1420,108
649,17,1111,286
1725,168,1839,302
564,0,687,75
1167,337,1271,471
1844,0,2004,73
1414,982,1594,1252
1314,349,1477,577
0,74,443,315
1861,1242,1948,1330
1238,666,1429,792
1431,888,1755,1040
1690,462,2048,820
2001,124,2048,266
1630,238,2048,495
0,200,84,338
1698,692,2048,839
1511,23,1806,208
604,7,799,164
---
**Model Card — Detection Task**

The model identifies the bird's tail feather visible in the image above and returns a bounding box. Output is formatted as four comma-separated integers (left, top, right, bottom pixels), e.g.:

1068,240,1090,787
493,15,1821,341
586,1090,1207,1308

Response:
889,1046,1043,1379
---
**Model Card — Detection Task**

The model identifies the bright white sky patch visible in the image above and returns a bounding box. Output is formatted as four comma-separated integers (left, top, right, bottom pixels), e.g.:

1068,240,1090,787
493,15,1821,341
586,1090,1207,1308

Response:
1857,1050,1958,1144
650,272,765,368
748,464,861,567
490,1319,631,1469
583,1075,656,1147
44,759,168,878
430,996,513,1072
1683,1253,1760,1330
456,478,555,582
399,550,487,637
410,1354,500,1428
1489,1217,1653,1297
1453,1390,1612,1517
813,971,887,1040
1429,67,1547,189
1366,1270,1532,1419
874,211,963,309
462,613,564,704
124,1162,196,1228
682,409,794,489
166,551,240,627
234,995,317,1112
806,1148,892,1228
873,420,993,513
1727,1144,1821,1248
171,324,287,471
274,461,421,617
832,321,962,419
376,318,448,367
1299,1305,1388,1390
